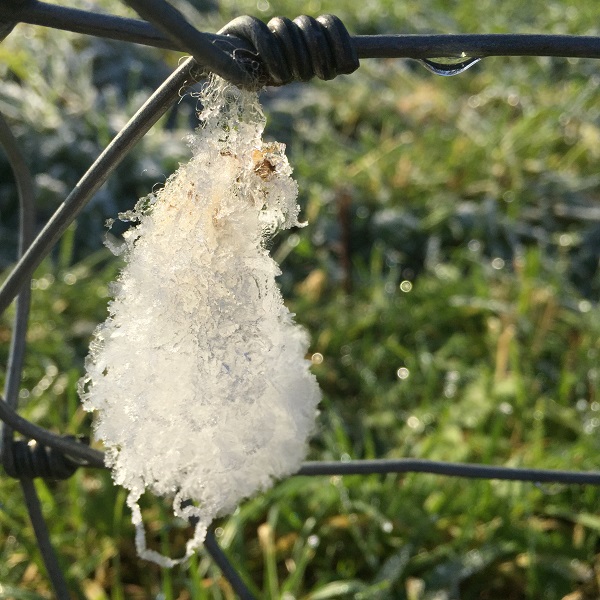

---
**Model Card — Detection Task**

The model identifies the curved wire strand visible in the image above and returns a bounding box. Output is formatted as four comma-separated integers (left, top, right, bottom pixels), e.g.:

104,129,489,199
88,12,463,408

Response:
0,56,202,470
121,0,253,86
0,113,34,466
204,528,257,600
0,113,70,600
0,56,197,318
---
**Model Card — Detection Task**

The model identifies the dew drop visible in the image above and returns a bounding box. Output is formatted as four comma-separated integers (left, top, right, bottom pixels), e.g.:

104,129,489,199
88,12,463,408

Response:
397,367,410,380
418,56,482,77
311,352,324,365
381,521,393,533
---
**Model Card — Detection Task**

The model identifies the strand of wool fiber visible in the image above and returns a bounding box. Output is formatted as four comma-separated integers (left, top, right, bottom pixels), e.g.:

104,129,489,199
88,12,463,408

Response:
79,77,321,566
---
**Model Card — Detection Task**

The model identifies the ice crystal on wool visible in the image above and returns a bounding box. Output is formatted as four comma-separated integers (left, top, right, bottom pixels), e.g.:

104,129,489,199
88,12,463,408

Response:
79,79,321,566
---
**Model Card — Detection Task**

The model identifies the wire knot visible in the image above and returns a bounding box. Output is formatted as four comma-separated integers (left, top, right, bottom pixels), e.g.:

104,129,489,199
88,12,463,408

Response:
219,14,359,87
3,437,89,480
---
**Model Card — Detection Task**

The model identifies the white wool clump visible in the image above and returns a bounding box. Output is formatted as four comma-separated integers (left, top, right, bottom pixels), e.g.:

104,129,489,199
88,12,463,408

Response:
78,78,321,567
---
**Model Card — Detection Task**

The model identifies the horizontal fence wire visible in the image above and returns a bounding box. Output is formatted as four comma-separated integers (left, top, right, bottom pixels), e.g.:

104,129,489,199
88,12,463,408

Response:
2,0,600,60
1,1,600,598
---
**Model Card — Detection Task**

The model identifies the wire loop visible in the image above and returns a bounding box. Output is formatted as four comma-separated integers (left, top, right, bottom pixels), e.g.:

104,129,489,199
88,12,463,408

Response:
219,14,359,87
120,2,358,87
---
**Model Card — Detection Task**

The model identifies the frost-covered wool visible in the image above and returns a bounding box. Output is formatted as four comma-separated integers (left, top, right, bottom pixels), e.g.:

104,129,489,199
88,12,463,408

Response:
79,78,321,566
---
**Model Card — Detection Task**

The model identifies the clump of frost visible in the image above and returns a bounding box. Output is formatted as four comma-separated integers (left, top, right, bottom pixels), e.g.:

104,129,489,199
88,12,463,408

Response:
79,77,321,566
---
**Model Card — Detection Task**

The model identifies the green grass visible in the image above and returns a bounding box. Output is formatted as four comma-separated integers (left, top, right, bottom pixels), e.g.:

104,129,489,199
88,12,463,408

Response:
1,0,600,598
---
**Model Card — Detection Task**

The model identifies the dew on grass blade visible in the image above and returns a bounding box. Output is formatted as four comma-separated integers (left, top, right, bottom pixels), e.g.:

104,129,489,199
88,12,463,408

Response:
419,56,482,76
381,521,393,533
397,367,410,380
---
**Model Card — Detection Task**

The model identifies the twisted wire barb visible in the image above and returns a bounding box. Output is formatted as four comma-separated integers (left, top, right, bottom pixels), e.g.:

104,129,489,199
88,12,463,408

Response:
121,0,359,86
219,14,359,85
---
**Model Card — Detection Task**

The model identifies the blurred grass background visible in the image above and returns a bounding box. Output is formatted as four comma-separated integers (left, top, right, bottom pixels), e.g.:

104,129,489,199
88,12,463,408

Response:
1,0,600,598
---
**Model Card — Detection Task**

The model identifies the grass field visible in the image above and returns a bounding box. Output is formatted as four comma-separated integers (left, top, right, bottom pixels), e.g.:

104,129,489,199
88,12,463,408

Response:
1,0,600,598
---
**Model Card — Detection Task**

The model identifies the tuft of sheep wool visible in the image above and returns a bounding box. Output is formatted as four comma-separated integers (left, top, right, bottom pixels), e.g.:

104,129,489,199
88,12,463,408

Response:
79,78,321,566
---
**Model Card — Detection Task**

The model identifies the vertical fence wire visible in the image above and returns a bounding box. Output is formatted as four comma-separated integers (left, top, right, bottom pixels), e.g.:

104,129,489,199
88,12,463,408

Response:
20,478,70,599
204,529,257,600
0,112,72,598
0,113,34,468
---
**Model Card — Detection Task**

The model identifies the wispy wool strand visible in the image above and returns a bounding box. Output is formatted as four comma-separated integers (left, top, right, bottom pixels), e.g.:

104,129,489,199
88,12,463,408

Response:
79,78,321,566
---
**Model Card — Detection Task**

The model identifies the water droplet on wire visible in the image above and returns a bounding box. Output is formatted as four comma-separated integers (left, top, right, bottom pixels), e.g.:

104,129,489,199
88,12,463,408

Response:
418,56,481,77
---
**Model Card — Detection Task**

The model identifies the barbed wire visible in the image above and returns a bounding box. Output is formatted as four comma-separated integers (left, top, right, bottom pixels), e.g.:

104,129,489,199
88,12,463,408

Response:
1,2,600,598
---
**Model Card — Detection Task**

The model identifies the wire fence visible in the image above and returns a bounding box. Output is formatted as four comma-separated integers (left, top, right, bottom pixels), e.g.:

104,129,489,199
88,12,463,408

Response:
1,1,600,598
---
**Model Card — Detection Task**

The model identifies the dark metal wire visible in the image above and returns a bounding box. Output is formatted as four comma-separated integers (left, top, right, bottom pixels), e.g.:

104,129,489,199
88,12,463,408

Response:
9,438,87,479
5,384,600,485
2,1,600,65
0,56,198,318
219,14,359,85
354,33,600,59
0,0,182,48
0,112,34,470
0,56,200,470
0,393,105,468
204,528,257,600
0,111,70,600
297,460,600,485
20,477,70,599
122,0,253,86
